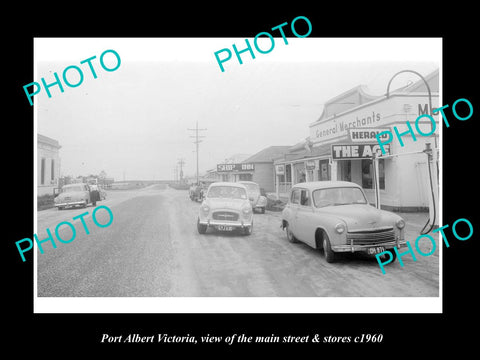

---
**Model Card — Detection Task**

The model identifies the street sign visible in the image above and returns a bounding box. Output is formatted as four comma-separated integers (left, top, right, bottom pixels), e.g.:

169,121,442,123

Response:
217,163,255,172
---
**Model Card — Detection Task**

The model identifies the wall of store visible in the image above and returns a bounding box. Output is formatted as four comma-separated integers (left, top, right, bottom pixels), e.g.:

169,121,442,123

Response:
251,163,275,192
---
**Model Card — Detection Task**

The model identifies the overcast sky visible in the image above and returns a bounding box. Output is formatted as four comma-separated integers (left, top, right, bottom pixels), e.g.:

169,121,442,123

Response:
35,38,441,181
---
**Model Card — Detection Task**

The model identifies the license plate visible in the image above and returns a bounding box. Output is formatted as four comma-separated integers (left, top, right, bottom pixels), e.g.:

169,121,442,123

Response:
367,246,385,255
216,225,233,231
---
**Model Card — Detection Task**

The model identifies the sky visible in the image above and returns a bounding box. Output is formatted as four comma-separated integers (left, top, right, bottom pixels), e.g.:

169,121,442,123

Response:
35,38,441,181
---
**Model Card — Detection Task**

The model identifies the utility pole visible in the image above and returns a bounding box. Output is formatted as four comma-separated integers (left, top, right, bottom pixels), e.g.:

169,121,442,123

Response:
177,158,185,182
187,121,207,184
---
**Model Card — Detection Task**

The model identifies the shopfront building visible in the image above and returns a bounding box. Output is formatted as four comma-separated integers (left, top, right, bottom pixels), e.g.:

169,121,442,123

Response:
37,134,61,196
274,69,440,212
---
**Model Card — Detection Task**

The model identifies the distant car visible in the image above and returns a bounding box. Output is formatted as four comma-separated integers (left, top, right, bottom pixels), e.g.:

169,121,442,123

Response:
54,183,91,210
197,182,253,235
238,181,267,214
281,181,406,263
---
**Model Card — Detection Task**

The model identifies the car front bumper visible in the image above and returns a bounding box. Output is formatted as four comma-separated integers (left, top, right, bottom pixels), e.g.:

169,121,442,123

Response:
331,239,407,253
55,200,85,207
199,219,253,229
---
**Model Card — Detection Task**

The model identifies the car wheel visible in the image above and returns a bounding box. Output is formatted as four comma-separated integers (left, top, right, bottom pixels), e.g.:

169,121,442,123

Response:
58,206,64,211
323,234,336,263
260,207,265,214
197,218,207,234
285,223,298,243
379,250,397,263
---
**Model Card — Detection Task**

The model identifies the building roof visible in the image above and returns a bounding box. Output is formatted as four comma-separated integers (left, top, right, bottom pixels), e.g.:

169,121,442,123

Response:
313,68,439,125
315,85,380,123
242,146,292,163
397,68,439,94
38,134,61,149
274,143,332,163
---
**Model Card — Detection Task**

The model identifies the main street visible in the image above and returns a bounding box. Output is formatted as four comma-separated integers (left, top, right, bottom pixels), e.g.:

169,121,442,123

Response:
37,184,439,297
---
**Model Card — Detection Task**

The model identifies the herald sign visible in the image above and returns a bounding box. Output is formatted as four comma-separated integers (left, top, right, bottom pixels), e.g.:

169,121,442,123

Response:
332,144,390,160
348,127,390,143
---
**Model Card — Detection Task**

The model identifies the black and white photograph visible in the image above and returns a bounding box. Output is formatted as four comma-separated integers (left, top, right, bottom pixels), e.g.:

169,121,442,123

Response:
33,37,441,313
6,6,479,354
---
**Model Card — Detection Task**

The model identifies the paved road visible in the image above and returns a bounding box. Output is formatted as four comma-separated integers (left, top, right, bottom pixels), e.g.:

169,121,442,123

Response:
37,185,439,297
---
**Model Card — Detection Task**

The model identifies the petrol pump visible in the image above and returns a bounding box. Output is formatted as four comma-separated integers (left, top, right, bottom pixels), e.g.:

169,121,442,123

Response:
372,141,439,234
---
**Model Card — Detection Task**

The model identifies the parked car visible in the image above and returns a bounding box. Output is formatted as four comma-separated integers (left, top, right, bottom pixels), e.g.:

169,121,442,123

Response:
281,181,406,263
197,182,253,235
238,181,267,214
54,183,92,210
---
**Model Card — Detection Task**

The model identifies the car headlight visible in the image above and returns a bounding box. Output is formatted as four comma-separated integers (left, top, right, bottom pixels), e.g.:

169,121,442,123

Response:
201,204,210,213
335,223,346,234
396,219,405,229
242,206,252,214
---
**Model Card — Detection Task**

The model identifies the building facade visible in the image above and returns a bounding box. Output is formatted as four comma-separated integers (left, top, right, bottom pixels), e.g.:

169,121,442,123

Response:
274,69,439,212
37,134,61,196
205,146,291,192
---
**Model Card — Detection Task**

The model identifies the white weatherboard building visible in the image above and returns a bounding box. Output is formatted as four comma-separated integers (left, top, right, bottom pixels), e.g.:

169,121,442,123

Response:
37,134,61,196
274,69,439,212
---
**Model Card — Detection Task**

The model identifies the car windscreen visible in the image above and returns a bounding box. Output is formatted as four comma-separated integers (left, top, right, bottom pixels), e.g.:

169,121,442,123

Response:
312,187,367,208
207,186,247,200
62,185,84,193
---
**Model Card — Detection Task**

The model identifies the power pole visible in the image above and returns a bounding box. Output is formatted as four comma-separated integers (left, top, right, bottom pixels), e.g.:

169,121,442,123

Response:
177,158,185,182
187,121,207,184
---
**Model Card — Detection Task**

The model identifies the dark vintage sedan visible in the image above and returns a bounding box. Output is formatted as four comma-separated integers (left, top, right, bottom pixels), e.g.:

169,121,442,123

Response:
238,181,267,214
54,183,92,210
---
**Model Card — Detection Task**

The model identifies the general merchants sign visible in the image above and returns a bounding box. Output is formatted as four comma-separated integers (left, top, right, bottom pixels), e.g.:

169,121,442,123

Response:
331,144,390,160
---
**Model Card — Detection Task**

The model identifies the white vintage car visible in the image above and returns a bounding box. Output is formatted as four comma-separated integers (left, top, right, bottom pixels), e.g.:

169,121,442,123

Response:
281,181,406,263
197,182,253,235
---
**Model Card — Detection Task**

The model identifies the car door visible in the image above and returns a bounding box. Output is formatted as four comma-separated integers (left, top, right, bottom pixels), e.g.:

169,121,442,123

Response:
84,185,91,203
287,188,300,235
293,188,316,248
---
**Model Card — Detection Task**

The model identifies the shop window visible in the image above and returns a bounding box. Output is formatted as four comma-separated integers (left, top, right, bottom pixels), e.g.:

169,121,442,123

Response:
285,164,292,183
318,159,330,181
40,158,45,185
338,160,351,182
362,159,385,190
238,173,253,181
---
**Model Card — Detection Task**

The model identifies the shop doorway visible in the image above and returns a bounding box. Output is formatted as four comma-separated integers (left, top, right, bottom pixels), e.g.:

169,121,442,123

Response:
338,160,351,182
